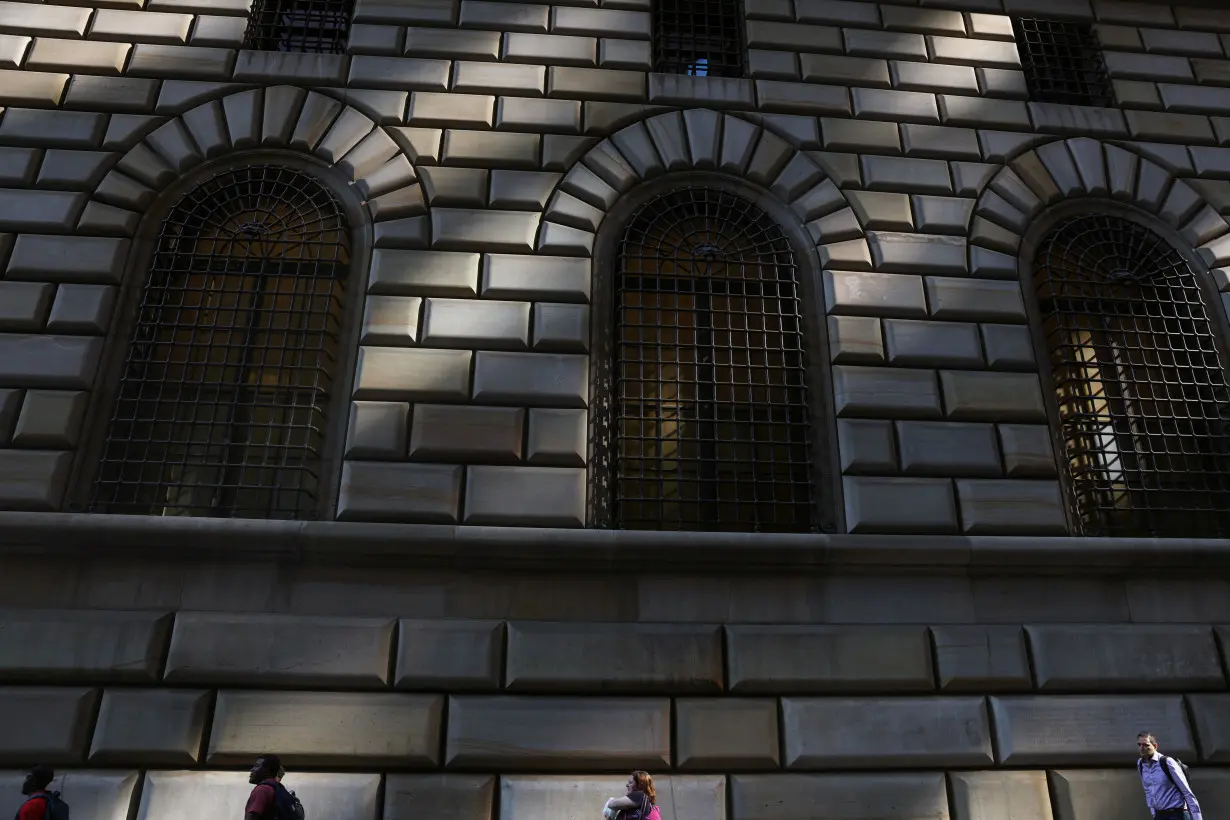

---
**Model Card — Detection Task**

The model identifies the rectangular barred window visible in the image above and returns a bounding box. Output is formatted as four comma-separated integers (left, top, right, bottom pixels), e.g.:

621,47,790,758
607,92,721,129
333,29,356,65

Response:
653,0,745,78
244,0,352,54
1012,18,1113,106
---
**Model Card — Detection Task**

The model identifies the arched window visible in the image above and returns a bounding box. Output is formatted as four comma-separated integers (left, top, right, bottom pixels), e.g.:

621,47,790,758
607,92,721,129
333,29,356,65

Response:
1033,212,1230,537
608,187,814,532
91,165,350,520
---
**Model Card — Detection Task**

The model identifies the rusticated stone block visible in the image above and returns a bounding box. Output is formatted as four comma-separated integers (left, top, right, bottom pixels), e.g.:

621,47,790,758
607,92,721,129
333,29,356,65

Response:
410,405,524,462
955,479,1066,535
727,625,933,693
1049,771,1149,820
676,699,779,770
352,346,473,401
506,622,722,693
164,612,395,688
502,776,724,820
832,366,942,419
446,696,669,769
137,772,381,820
0,771,138,820
837,418,895,472
781,697,993,768
208,691,443,765
732,773,949,820
337,461,462,523
11,389,87,449
932,626,1031,691
990,695,1195,765
897,421,1000,477
950,772,1053,820
1027,625,1225,691
1188,694,1230,762
386,775,495,820
471,351,587,407
0,687,99,764
369,249,480,296
0,334,101,390
464,465,586,526
0,282,52,332
89,688,210,764
0,451,71,511
843,476,959,534
940,371,1046,422
526,408,586,466
0,609,171,683
346,400,408,459
6,236,127,284
395,619,504,691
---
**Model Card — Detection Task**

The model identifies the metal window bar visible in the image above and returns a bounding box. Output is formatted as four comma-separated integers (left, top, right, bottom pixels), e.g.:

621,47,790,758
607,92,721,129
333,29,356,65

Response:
610,188,815,532
653,0,745,77
244,0,351,53
1034,213,1230,537
91,165,350,521
1012,17,1113,107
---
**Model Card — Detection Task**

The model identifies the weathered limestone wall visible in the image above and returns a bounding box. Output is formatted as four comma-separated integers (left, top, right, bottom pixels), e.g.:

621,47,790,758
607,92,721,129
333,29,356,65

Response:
0,563,1228,820
3,0,1230,532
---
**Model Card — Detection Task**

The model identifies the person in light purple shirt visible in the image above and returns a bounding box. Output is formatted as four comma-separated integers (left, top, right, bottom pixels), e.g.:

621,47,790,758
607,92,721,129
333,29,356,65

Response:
1137,732,1203,820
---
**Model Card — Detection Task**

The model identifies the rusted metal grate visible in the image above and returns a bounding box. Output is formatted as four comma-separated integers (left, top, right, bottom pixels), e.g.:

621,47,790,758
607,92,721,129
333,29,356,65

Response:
1013,17,1113,107
1034,213,1230,537
609,187,815,532
91,165,350,520
244,0,352,54
653,0,745,77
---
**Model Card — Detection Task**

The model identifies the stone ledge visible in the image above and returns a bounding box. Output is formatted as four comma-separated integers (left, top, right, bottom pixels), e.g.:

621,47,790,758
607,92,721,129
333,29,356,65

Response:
0,513,1229,574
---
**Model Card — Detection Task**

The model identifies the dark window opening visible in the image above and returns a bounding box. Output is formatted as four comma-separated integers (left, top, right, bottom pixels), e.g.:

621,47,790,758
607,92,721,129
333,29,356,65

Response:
1013,17,1113,107
653,0,745,78
244,0,351,54
607,187,815,532
91,165,350,521
1034,213,1230,538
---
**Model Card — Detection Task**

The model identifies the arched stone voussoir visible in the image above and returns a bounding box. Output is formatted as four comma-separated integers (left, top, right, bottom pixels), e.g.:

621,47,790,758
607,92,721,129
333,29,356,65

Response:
536,108,860,257
969,137,1230,269
85,85,425,230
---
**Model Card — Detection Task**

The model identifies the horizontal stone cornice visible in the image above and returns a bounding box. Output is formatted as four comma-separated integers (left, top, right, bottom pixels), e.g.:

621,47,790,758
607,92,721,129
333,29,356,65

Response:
0,512,1227,575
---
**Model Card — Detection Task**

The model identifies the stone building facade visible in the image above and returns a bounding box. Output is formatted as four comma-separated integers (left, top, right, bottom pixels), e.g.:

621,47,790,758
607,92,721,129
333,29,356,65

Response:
1,0,1230,817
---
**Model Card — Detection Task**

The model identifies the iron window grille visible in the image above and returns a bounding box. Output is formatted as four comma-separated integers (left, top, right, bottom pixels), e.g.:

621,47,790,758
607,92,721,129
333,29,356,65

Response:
602,187,815,532
1012,17,1113,107
1033,213,1230,538
243,0,352,53
652,0,745,77
90,165,350,521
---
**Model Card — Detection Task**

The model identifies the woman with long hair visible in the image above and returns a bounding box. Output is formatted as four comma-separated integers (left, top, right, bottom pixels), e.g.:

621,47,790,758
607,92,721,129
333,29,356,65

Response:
603,771,658,820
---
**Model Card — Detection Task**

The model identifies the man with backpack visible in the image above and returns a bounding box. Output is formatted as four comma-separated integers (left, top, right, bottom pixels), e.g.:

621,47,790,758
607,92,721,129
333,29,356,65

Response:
14,766,68,820
244,756,304,820
1137,732,1203,820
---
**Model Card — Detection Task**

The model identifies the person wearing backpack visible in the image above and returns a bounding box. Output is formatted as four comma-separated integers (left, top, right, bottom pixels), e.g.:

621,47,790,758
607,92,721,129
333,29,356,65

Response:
602,771,660,820
244,756,304,820
14,766,68,820
1137,732,1203,820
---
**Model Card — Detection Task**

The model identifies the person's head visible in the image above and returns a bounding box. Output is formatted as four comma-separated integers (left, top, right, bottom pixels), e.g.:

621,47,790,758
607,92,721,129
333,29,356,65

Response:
1138,732,1158,759
627,772,655,804
22,766,54,796
276,768,285,782
249,755,282,785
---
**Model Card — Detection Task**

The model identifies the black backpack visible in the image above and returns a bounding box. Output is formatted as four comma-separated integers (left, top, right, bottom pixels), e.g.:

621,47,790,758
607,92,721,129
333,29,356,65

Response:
15,792,69,820
267,781,304,820
1139,754,1190,791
